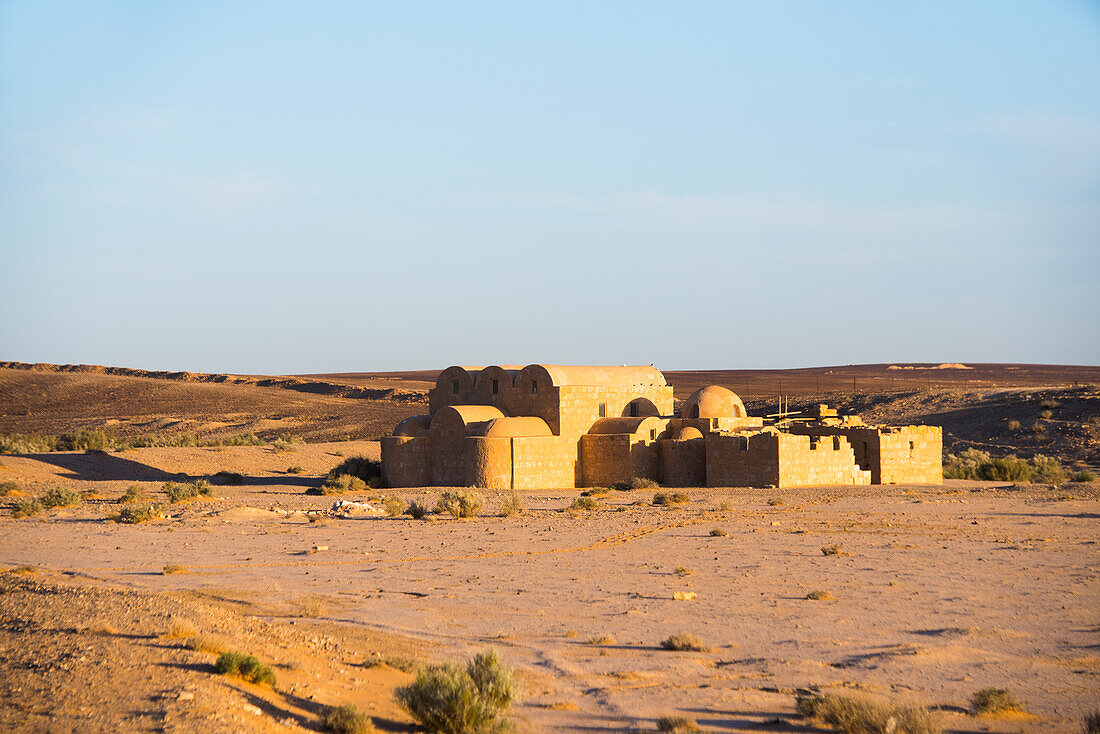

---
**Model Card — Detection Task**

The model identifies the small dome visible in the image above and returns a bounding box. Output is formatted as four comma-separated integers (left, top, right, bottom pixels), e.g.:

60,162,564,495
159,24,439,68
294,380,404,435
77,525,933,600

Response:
393,414,431,437
673,426,704,440
680,385,747,419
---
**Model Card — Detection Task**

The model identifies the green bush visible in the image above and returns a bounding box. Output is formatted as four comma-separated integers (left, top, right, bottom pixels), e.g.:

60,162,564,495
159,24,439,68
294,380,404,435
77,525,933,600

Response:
407,501,429,519
12,497,42,518
323,703,375,734
1072,470,1096,482
631,477,659,490
215,651,276,686
0,433,57,454
498,491,523,517
382,496,406,516
653,491,689,506
308,474,368,495
945,450,1068,483
272,436,302,453
164,480,214,503
118,484,147,503
796,692,940,734
660,633,708,652
970,687,1024,714
41,486,82,509
436,490,484,518
943,448,992,479
1029,454,1067,483
327,456,382,486
571,496,599,511
394,648,517,734
56,430,117,452
115,504,159,523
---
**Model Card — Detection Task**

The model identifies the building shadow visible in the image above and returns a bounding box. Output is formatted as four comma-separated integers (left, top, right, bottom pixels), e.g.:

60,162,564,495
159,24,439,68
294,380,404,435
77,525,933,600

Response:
25,452,186,482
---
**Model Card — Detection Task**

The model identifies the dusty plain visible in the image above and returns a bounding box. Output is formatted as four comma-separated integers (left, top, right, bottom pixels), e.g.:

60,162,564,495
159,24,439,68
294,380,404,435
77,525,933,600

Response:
0,363,1098,732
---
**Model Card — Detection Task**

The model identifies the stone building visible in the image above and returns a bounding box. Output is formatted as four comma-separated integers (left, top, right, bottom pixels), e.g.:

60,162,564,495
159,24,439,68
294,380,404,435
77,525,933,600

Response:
380,365,942,489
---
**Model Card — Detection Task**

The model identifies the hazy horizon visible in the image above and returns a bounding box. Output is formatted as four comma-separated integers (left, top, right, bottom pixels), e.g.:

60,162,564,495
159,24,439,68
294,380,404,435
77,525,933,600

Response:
2,2,1098,373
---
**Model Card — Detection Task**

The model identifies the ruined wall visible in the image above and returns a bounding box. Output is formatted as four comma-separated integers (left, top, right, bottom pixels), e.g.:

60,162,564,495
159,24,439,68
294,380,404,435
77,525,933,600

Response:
705,432,781,488
776,433,870,487
659,438,706,487
511,436,576,489
877,426,942,484
380,435,431,487
789,424,942,484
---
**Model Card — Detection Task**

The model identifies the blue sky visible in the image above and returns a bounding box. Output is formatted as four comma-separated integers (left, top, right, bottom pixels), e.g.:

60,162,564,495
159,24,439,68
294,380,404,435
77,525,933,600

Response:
2,1,1098,373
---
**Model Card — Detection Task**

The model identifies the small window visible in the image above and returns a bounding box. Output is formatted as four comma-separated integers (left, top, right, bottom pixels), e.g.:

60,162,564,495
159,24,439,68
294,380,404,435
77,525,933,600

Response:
598,403,606,418
649,428,656,441
492,379,499,395
451,380,459,395
531,380,537,394
629,402,638,417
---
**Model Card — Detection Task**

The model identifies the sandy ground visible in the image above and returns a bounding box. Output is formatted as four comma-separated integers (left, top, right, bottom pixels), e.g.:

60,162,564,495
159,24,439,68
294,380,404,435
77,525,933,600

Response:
1,441,1097,732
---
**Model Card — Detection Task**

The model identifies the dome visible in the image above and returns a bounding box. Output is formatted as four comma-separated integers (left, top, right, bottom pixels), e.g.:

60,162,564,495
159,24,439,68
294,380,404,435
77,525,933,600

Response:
680,385,747,419
673,426,704,440
478,417,553,438
393,414,431,437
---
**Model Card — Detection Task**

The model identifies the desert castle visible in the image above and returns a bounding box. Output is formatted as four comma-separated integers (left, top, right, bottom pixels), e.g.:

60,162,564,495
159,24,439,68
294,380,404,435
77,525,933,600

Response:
381,365,942,489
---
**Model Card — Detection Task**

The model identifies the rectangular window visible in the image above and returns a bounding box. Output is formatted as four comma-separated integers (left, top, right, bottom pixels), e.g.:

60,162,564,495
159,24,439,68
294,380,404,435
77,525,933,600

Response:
531,380,537,394
598,403,606,418
649,428,656,441
629,402,638,417
492,379,499,395
451,380,459,395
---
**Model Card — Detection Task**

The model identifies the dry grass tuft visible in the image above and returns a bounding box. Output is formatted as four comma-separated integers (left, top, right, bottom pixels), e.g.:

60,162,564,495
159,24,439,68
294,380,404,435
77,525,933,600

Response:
322,703,376,734
657,714,699,733
571,496,599,511
709,527,728,536
767,497,785,506
653,491,689,506
498,491,523,517
806,590,834,601
162,563,187,575
821,543,843,556
394,648,517,734
797,692,940,733
166,621,198,639
383,496,406,516
186,635,228,654
970,687,1025,714
673,566,694,577
660,633,708,652
586,635,615,646
436,489,484,518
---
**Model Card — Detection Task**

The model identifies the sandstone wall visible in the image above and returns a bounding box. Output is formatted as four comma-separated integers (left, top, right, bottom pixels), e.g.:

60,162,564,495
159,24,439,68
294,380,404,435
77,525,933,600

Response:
380,435,431,487
705,432,781,488
776,433,870,487
511,436,576,489
659,438,706,486
789,424,942,484
466,437,512,490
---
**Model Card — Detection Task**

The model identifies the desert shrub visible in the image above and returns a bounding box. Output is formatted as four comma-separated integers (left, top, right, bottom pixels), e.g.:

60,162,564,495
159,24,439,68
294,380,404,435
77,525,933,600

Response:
215,651,276,686
56,430,117,452
767,497,784,506
709,528,727,537
287,465,305,474
1083,711,1100,734
660,633,707,652
323,703,375,734
657,714,699,733
163,563,186,575
118,484,147,503
609,481,632,491
217,433,265,446
115,504,159,523
821,543,843,556
1072,470,1096,482
978,457,1033,482
41,486,81,509
1040,398,1061,410
165,480,214,502
308,474,368,495
673,566,694,577
0,433,57,454
586,634,614,645
327,456,382,485
271,435,304,453
394,648,518,734
436,489,484,518
571,496,599,511
185,635,227,654
943,448,993,480
970,687,1024,714
367,655,420,673
580,487,610,496
213,471,244,485
12,497,42,518
653,491,689,506
631,477,659,490
498,491,523,517
383,496,406,516
1029,454,1067,483
1040,409,1053,420
806,590,834,600
0,480,20,495
1007,420,1021,431
407,501,429,519
796,692,940,734
166,621,197,638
